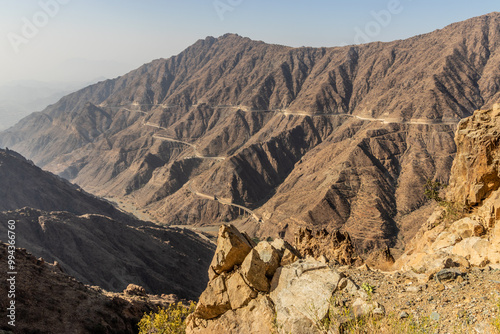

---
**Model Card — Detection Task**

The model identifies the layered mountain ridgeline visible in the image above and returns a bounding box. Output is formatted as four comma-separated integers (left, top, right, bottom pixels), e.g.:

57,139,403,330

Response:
0,208,214,299
0,149,215,299
2,13,500,250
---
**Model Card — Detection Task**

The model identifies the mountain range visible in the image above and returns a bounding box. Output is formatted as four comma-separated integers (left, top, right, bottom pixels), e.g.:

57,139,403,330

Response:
2,13,500,250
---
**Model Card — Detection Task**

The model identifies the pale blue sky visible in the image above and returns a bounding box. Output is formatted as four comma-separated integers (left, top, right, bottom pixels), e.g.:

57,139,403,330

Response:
0,0,498,84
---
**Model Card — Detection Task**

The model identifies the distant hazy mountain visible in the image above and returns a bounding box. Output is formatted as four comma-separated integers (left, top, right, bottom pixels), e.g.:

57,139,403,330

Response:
1,13,500,251
0,79,106,130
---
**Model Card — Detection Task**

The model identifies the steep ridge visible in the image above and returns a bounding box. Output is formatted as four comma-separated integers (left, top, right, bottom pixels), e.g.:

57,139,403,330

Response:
0,148,133,221
1,13,500,250
395,104,500,273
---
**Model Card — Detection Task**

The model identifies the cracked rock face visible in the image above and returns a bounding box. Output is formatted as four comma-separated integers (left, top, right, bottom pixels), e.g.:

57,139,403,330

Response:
210,224,254,275
449,105,500,207
396,106,500,275
270,259,343,334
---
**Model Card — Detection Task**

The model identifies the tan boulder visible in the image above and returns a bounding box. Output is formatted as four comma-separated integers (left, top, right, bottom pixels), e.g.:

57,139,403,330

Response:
271,238,301,266
210,224,253,274
254,241,281,277
398,251,469,274
186,295,275,334
270,259,342,334
195,275,231,319
241,249,269,292
452,237,490,266
430,231,461,252
226,271,257,310
487,223,500,263
448,218,484,238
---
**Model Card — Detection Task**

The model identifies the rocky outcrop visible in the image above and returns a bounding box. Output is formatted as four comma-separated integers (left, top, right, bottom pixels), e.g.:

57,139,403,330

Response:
448,104,500,208
186,225,384,334
395,105,500,275
209,224,254,276
294,227,363,266
270,260,342,333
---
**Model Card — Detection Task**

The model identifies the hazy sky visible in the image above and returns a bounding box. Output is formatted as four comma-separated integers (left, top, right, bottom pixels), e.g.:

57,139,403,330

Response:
0,0,498,85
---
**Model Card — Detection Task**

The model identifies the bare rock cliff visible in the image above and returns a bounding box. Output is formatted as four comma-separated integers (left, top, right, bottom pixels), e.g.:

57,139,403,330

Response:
395,105,500,274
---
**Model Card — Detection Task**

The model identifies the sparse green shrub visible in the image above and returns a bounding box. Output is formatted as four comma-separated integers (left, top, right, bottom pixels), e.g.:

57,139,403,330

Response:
424,179,465,224
138,301,196,334
439,200,465,223
361,283,375,297
492,299,500,332
424,179,445,202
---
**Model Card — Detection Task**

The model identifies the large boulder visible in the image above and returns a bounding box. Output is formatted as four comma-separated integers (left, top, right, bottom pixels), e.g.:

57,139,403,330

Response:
226,271,257,310
210,225,253,275
195,275,231,319
272,238,302,266
448,218,484,238
452,237,490,266
270,259,342,334
186,295,276,334
241,249,270,292
254,241,281,277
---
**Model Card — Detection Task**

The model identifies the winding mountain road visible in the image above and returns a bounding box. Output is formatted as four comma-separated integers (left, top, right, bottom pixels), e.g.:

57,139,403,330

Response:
103,102,460,226
186,181,261,223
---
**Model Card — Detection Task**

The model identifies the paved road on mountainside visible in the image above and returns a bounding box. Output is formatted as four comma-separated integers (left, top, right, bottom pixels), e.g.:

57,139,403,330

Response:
144,122,226,160
186,181,261,223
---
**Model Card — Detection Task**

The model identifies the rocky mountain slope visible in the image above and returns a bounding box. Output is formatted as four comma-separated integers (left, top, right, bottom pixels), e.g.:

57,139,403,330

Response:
0,208,214,299
0,243,175,334
185,223,500,334
2,13,500,250
0,148,215,299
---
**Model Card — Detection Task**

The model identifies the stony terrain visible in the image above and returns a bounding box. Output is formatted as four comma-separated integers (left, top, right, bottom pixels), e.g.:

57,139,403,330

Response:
184,223,500,334
341,265,500,334
2,13,500,251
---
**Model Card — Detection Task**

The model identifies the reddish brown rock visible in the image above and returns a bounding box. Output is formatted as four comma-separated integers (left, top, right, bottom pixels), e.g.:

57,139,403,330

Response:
295,227,363,266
